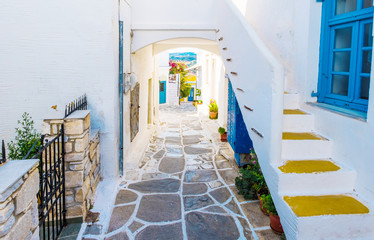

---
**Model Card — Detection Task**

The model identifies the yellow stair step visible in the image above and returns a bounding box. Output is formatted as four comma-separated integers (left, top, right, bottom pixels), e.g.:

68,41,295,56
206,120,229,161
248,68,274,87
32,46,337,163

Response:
283,109,307,115
282,132,325,140
284,195,370,217
279,160,340,174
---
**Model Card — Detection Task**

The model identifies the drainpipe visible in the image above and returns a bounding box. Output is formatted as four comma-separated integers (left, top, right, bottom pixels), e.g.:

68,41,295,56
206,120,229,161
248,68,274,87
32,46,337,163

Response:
118,0,124,176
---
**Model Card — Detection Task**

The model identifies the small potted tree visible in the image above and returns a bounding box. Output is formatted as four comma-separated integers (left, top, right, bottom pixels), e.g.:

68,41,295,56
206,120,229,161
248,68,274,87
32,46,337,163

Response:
263,193,284,234
218,127,227,142
209,99,218,119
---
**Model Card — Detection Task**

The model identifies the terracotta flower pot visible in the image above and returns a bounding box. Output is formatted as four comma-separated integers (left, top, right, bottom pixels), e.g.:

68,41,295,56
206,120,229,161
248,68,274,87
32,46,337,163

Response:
209,111,218,119
269,213,284,234
220,132,227,142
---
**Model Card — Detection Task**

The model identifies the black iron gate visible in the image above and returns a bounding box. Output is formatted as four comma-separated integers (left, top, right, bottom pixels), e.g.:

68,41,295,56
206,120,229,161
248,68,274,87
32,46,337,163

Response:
36,125,66,240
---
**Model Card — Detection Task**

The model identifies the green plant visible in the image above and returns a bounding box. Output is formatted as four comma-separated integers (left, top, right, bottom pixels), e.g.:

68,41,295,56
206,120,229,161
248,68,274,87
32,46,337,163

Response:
180,78,192,99
262,193,278,215
8,112,41,160
235,148,269,199
218,127,226,135
196,88,201,96
209,99,218,112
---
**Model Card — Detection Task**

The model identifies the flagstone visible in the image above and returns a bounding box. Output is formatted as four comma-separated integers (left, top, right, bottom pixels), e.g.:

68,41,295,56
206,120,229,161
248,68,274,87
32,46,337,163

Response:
225,198,242,215
241,201,269,228
219,169,239,185
141,172,169,181
114,190,138,205
182,183,208,195
165,137,181,144
153,150,165,160
216,160,232,169
185,212,240,240
208,181,223,189
105,231,129,240
203,205,227,214
81,104,268,240
238,217,252,239
184,195,214,211
184,170,218,182
209,187,231,203
159,156,185,174
84,224,102,235
108,205,135,232
129,221,144,233
137,194,181,222
184,146,212,155
128,178,180,193
135,223,183,240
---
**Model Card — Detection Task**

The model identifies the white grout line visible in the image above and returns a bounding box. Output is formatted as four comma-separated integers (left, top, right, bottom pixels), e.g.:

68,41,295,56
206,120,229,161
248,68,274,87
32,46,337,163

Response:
83,109,267,240
201,118,259,240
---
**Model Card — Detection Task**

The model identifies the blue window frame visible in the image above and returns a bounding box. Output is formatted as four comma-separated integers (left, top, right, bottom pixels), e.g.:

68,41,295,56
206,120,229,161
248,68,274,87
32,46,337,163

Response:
318,0,373,112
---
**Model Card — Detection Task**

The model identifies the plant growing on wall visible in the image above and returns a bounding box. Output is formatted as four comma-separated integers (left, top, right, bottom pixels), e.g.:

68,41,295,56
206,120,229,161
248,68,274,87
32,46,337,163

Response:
8,112,41,160
169,61,192,100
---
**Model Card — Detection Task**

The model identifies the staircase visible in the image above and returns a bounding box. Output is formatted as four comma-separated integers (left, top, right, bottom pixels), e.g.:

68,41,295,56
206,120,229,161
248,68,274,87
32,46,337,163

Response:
273,92,374,240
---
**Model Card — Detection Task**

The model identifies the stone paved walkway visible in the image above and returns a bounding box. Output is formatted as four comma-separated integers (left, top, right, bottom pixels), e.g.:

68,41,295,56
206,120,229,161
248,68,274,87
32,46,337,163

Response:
80,104,281,240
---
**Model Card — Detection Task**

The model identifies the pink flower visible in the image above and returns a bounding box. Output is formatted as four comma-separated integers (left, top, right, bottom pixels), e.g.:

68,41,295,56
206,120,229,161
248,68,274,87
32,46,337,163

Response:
253,161,256,164
172,63,176,68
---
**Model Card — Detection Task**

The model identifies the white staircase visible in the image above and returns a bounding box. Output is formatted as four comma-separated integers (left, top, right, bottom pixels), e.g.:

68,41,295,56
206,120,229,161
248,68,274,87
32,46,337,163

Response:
273,92,374,240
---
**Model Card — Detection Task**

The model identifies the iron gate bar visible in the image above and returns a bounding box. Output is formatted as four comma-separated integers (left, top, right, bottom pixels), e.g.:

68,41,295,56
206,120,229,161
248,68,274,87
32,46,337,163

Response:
65,94,87,118
37,124,66,240
0,140,6,165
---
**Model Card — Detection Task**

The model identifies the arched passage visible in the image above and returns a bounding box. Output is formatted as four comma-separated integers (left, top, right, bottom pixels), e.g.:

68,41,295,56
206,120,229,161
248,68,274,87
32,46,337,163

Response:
124,38,229,170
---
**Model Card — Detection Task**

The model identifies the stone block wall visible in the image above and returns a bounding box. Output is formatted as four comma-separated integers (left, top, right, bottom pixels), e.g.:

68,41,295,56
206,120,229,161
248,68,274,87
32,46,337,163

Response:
0,160,39,240
42,110,101,221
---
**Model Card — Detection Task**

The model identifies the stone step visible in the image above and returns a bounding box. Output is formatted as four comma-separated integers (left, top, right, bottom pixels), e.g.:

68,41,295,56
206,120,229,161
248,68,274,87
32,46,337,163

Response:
281,132,332,160
275,160,356,195
283,92,300,109
283,109,315,133
278,194,374,239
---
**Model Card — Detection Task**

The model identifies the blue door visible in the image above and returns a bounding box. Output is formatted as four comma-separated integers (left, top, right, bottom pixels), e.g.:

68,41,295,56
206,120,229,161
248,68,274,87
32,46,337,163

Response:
188,88,195,101
227,81,253,166
159,81,166,104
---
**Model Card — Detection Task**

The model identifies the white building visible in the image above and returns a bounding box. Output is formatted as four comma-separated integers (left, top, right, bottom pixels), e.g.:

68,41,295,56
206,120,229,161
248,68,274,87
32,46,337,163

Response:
1,0,374,239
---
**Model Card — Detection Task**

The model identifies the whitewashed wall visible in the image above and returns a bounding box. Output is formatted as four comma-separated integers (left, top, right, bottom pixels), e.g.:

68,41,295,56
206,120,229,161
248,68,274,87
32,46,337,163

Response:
131,0,216,29
123,45,156,170
0,0,132,178
199,53,228,127
232,0,374,202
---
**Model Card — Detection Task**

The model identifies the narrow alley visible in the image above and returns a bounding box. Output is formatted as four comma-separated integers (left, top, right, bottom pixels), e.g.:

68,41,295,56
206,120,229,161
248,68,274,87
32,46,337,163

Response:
79,104,280,240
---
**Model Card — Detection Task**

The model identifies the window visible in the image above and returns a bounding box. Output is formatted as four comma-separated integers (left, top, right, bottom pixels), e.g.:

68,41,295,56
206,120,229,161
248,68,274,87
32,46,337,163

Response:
318,0,373,112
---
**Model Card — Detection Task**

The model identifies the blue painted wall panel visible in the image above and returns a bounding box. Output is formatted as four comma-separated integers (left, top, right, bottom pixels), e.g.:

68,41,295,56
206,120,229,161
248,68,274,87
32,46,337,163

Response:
227,81,253,165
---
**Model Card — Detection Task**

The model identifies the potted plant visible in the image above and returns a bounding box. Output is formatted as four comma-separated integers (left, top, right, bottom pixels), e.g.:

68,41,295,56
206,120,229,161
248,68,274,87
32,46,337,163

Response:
192,100,198,107
259,194,269,216
218,127,227,142
263,193,284,234
197,100,203,105
209,99,218,119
